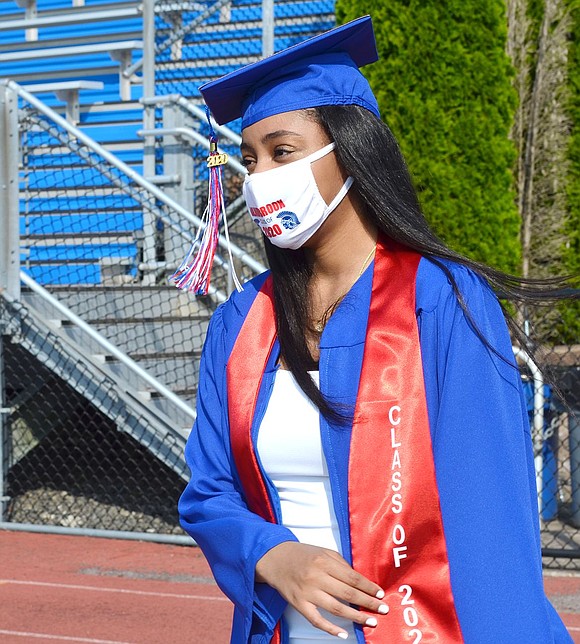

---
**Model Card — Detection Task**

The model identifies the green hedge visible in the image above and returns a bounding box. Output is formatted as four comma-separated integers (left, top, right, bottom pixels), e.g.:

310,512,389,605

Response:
336,0,521,274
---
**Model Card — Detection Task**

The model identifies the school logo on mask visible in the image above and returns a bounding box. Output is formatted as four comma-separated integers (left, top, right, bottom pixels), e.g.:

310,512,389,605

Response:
277,211,300,230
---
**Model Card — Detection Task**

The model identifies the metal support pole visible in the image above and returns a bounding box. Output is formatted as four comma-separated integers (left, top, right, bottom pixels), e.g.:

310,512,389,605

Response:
0,84,18,525
161,105,194,268
262,0,274,57
0,336,8,523
513,346,545,516
0,521,195,545
141,0,157,285
15,0,38,42
0,84,20,301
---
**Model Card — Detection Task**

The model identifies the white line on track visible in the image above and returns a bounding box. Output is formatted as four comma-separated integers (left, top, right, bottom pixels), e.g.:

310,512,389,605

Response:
0,579,228,602
0,630,135,643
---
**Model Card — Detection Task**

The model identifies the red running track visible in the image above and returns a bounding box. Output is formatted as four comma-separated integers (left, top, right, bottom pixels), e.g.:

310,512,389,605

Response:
1,530,580,643
0,531,232,643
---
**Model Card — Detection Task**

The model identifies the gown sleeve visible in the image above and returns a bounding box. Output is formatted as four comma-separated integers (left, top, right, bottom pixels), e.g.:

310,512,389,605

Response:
417,261,572,643
178,304,299,642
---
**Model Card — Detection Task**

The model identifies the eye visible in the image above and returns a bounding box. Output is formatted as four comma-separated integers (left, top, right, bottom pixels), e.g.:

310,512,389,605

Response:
273,146,294,160
241,156,255,169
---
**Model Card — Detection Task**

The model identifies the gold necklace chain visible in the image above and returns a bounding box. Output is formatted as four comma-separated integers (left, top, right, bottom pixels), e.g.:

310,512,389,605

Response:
313,245,376,333
357,245,377,277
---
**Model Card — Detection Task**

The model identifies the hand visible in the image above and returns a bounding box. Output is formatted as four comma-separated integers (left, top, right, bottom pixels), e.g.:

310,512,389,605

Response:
255,541,388,639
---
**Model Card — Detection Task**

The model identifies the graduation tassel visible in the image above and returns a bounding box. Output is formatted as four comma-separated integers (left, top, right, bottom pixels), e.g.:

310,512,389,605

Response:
171,108,243,295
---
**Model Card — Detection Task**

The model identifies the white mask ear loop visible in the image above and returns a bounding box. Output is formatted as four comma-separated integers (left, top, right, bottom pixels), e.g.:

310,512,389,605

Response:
306,142,336,163
324,176,354,214
306,142,352,212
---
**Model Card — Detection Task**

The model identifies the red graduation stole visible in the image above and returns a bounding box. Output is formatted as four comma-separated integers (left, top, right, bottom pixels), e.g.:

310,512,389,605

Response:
226,238,463,643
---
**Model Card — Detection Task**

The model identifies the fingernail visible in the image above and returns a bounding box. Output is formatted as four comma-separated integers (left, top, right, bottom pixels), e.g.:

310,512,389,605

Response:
337,633,349,640
378,604,389,614
365,617,378,627
375,589,385,599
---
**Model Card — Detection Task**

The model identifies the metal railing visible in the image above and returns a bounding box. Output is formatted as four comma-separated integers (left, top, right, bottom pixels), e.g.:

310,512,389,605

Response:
17,272,195,423
2,80,265,281
0,0,334,544
0,79,262,539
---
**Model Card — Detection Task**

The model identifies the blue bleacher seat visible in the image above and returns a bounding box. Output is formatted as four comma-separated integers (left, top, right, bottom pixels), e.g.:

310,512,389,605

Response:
24,263,103,285
21,212,144,236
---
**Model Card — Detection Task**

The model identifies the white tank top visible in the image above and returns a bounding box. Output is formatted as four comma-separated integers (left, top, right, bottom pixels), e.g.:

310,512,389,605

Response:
257,369,356,642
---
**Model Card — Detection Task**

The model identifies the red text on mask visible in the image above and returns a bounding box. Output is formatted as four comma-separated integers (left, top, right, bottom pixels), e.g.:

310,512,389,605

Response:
250,199,286,218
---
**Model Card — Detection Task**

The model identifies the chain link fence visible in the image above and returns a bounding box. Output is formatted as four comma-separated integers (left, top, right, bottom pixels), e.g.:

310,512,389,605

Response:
153,0,335,101
1,333,186,535
517,302,580,570
1,85,235,538
0,3,578,572
0,1,336,541
2,278,579,549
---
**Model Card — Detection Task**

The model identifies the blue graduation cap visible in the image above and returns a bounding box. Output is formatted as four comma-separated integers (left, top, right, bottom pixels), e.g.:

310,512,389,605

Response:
200,15,379,128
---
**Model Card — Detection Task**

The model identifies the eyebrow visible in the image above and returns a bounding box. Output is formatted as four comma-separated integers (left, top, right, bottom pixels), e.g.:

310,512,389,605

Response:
241,129,303,151
262,129,302,143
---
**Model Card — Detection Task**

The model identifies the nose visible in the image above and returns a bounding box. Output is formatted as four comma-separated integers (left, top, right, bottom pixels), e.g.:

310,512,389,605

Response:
252,163,270,174
252,154,279,174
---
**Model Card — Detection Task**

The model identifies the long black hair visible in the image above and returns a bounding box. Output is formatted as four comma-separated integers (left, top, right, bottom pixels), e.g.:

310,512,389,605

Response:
263,104,575,422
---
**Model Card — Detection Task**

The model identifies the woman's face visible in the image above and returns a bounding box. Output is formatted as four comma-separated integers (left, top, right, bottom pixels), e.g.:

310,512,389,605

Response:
240,109,348,208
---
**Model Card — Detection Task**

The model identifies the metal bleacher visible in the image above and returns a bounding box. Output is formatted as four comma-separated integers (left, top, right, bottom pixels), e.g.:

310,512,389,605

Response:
0,0,334,535
0,0,143,99
153,0,335,96
1,0,335,284
0,0,148,290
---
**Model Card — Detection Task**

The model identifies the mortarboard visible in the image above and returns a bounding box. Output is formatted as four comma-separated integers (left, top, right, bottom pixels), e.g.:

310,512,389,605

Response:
200,15,380,128
172,17,380,295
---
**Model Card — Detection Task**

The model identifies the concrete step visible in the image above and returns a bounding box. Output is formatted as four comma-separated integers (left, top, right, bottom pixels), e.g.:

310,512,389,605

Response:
60,318,209,355
3,295,190,477
150,394,196,433
104,353,200,395
20,287,210,410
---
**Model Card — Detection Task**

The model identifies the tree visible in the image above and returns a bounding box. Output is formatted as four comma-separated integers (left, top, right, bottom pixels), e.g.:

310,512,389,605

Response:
560,3,580,343
508,0,572,280
508,0,579,343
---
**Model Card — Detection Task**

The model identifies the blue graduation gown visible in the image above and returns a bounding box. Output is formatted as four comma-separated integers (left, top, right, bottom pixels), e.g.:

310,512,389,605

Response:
178,256,572,643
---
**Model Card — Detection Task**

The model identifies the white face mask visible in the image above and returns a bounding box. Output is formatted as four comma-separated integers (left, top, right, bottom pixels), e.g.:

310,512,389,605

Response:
242,142,354,250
